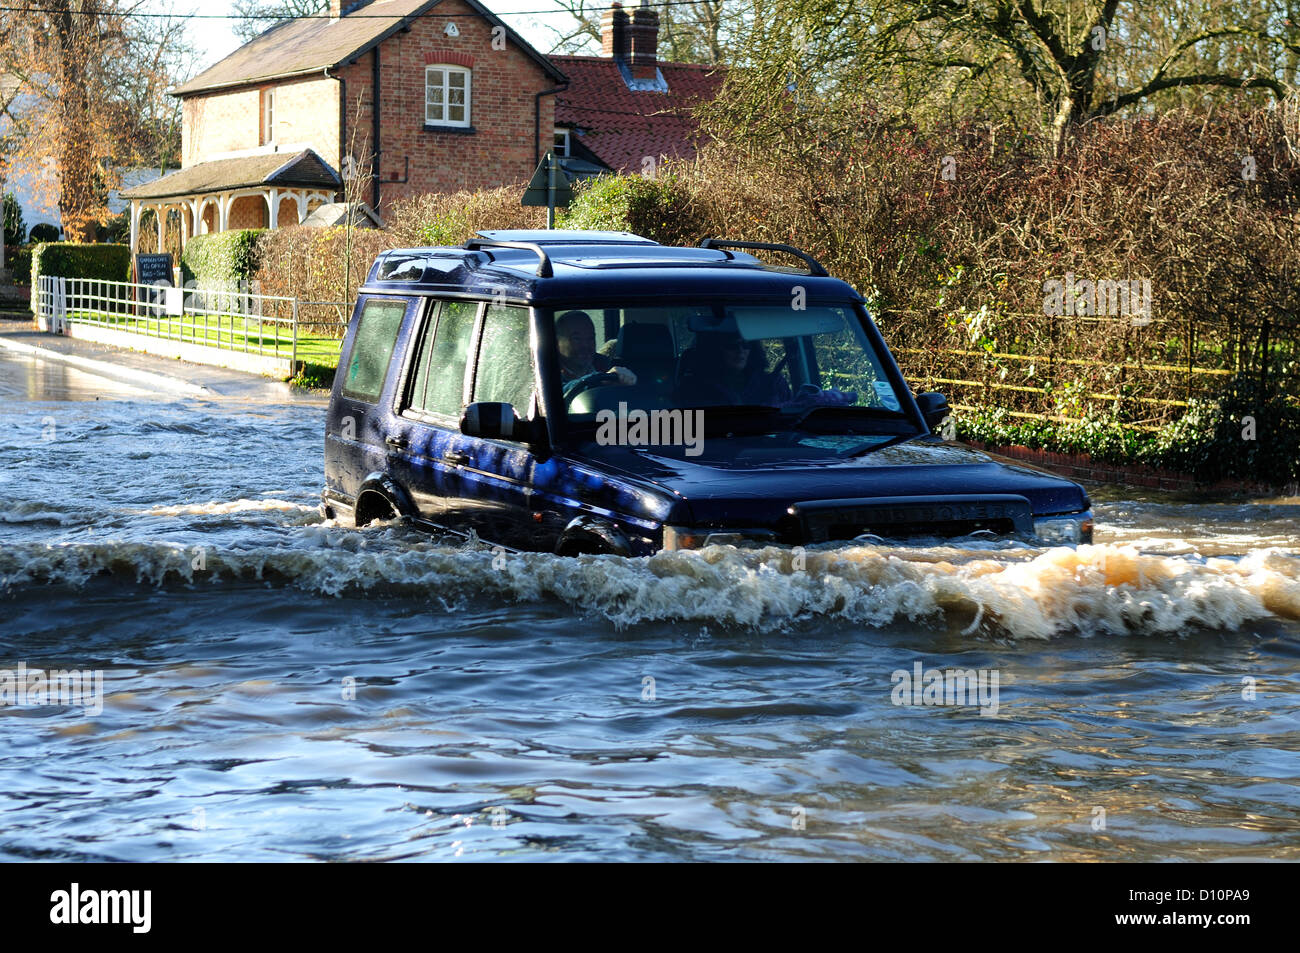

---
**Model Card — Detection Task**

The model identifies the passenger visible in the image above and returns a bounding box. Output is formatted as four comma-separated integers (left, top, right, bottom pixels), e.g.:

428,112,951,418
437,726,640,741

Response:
680,332,791,406
555,310,636,396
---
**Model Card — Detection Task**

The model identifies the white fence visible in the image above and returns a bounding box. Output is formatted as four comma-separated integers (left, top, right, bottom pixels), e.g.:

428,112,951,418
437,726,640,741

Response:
35,276,351,369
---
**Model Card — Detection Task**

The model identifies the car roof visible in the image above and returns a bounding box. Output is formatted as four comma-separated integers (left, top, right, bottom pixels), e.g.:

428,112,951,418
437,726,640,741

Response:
358,230,865,305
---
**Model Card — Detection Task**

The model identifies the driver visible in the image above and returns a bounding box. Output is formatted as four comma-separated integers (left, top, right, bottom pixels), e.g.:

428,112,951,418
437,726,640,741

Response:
555,310,637,396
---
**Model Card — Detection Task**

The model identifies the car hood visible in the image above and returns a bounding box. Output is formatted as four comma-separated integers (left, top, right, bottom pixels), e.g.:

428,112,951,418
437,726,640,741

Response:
570,435,1089,526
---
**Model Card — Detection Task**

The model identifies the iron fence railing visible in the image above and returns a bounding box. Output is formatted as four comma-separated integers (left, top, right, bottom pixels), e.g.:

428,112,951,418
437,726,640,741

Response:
36,276,351,368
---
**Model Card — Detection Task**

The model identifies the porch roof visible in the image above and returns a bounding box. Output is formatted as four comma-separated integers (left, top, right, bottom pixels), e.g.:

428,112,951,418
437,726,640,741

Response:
120,150,341,203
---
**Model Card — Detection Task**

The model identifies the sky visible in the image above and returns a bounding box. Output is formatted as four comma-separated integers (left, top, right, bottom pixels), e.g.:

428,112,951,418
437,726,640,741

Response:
161,0,596,74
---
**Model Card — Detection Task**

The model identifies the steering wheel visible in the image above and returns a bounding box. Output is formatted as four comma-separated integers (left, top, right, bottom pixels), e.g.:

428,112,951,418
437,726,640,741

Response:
564,371,622,406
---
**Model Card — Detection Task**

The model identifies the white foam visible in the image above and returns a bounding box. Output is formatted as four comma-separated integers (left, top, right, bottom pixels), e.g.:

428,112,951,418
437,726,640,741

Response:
0,539,1295,639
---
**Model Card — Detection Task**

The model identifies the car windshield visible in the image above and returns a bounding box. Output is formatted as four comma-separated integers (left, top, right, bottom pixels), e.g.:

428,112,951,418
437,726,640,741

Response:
550,302,921,441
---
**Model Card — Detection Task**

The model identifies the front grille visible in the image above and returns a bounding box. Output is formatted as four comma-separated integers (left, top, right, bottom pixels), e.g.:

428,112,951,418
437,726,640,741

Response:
788,495,1034,544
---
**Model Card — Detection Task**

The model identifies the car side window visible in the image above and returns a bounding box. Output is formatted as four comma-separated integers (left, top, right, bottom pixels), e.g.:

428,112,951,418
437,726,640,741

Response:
407,299,479,417
342,298,408,403
472,305,535,414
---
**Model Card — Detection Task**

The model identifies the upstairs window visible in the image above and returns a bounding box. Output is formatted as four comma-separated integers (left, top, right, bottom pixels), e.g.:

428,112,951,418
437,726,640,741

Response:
553,127,570,157
425,65,471,127
261,88,276,144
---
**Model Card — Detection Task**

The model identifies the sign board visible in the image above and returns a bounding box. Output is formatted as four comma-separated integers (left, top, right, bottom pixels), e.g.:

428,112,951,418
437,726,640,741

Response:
134,253,174,316
522,152,573,224
134,253,173,286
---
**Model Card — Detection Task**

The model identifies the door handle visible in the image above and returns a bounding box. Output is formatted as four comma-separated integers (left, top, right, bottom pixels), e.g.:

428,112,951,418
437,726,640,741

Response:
442,450,469,465
385,435,409,450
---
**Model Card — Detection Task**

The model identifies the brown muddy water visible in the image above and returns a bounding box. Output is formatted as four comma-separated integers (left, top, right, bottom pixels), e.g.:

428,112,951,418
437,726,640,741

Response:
1,348,1297,861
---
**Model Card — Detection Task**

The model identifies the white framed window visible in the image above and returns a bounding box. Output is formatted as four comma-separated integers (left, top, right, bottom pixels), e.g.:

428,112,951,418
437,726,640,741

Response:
262,88,276,144
425,65,471,127
553,127,570,157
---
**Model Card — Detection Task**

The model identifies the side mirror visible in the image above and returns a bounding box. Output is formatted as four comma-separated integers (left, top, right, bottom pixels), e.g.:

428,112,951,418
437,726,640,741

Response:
914,391,951,432
460,402,530,441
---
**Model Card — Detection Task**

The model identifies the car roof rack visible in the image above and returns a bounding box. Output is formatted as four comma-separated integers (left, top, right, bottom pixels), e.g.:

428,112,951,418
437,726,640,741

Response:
463,238,553,278
699,238,829,277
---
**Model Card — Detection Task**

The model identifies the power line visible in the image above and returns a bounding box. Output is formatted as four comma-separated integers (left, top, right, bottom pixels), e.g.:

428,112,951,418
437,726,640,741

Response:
0,0,717,19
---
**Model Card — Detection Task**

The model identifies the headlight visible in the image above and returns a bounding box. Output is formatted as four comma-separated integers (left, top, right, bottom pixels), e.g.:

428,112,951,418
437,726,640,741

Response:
661,526,777,551
1033,512,1094,544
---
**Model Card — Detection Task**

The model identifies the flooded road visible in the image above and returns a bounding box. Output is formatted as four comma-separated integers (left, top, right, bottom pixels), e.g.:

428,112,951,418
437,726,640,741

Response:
2,346,1298,861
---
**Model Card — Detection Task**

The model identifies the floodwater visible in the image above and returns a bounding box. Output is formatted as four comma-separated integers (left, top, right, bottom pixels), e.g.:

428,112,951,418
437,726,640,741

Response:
1,347,1298,861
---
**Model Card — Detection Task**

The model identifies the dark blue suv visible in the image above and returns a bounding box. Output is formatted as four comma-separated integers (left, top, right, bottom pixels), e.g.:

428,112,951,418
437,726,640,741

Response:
322,230,1093,554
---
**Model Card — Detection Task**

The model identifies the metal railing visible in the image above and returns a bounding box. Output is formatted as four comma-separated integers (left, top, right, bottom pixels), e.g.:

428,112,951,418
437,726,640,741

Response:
36,275,351,367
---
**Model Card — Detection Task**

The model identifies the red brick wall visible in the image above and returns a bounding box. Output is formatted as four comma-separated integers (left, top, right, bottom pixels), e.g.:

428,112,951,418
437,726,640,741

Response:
228,195,267,230
336,0,556,210
184,77,342,169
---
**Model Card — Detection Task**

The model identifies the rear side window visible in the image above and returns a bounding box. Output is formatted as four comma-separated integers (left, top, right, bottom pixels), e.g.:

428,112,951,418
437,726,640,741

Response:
408,299,479,417
473,305,535,413
342,299,407,403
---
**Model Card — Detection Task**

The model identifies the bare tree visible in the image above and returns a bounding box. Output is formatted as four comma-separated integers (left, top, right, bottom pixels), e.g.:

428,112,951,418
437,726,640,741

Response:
231,0,328,43
547,0,745,65
719,0,1300,154
0,1,189,241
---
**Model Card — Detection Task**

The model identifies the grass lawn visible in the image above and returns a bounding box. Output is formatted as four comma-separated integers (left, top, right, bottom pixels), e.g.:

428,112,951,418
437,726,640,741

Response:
67,308,343,368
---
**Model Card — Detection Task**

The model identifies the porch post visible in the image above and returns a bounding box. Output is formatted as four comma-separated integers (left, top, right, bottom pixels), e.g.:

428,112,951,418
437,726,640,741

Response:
155,205,165,254
268,187,279,229
129,201,140,261
218,193,230,232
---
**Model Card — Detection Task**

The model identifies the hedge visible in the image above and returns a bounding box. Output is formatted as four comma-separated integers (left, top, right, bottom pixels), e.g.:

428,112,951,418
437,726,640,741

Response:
559,173,703,246
181,229,263,289
29,242,130,311
4,246,33,287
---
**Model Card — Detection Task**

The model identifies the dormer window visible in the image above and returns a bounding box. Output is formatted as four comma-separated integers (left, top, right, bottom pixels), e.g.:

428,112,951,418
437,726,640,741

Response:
261,88,276,144
425,65,471,127
553,127,570,157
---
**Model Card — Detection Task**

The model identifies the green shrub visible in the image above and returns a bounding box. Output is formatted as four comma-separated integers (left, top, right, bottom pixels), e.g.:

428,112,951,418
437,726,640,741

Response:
29,242,130,311
2,194,24,246
5,246,33,287
955,377,1300,487
181,229,263,288
559,173,703,245
29,223,59,244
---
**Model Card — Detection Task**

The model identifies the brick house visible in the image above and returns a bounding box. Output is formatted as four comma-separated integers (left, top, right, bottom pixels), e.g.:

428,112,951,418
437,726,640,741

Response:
120,0,721,262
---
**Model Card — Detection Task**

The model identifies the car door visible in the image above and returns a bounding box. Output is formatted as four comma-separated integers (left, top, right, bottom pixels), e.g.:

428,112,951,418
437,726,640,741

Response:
383,297,481,525
438,302,550,550
326,295,417,507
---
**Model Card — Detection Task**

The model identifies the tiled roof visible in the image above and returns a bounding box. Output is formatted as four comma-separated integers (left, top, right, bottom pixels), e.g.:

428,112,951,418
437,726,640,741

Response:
119,150,340,201
172,0,563,96
550,55,724,173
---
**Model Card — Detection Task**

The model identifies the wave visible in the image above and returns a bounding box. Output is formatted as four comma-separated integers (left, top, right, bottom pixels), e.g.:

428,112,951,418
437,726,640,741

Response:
0,537,1296,639
0,502,75,525
137,499,319,517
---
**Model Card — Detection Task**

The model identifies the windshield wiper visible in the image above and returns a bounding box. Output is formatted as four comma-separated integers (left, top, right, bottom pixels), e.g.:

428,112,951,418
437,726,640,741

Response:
695,404,783,435
841,433,916,457
784,405,916,435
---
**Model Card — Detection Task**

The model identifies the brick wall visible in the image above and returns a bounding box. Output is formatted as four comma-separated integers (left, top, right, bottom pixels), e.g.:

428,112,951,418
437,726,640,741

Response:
227,195,267,230
183,76,343,170
336,0,556,210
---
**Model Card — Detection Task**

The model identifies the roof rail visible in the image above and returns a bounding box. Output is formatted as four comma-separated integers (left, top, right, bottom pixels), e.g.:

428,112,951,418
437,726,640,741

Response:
699,238,829,277
463,238,554,278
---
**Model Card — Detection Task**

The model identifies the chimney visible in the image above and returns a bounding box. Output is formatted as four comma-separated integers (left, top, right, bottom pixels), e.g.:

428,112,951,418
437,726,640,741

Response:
627,1,659,75
600,3,628,58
